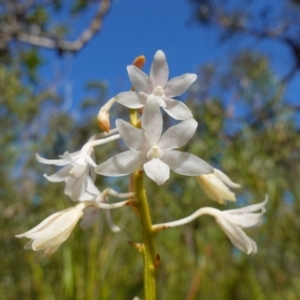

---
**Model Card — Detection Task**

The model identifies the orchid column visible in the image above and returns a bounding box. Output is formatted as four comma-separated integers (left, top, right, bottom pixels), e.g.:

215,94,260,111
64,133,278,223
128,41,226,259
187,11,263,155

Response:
16,50,267,300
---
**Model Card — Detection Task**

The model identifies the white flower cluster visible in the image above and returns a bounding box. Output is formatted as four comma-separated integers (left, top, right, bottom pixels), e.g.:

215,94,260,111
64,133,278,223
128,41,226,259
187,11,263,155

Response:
16,50,267,261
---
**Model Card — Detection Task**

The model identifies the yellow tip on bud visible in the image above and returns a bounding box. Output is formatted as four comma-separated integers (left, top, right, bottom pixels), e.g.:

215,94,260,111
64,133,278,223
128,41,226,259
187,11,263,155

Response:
133,55,146,69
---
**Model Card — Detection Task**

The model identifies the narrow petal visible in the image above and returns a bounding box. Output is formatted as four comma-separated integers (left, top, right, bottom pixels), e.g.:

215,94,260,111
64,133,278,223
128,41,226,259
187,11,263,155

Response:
142,98,163,145
214,169,241,188
162,150,213,176
164,73,197,97
158,118,197,150
127,65,151,93
115,91,146,109
69,175,88,201
44,165,72,182
216,216,257,254
95,150,146,176
163,98,193,120
225,197,268,214
150,50,169,87
84,177,101,196
143,158,170,185
36,153,67,166
116,119,147,151
16,211,65,238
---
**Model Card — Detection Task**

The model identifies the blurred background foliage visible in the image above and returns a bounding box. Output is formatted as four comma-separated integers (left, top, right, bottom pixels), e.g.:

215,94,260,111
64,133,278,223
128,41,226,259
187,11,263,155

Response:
0,0,300,299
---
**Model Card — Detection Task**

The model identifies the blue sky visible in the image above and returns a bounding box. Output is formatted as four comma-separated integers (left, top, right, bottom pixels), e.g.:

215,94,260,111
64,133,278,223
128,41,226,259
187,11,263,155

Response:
44,0,219,111
42,0,299,116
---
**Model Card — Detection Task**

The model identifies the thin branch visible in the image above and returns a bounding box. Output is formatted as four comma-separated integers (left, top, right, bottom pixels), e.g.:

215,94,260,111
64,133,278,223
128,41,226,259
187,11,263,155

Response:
5,0,110,53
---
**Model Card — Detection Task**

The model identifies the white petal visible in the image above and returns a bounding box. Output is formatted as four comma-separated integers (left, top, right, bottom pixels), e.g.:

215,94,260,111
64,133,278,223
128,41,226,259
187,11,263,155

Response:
216,216,257,254
154,95,166,108
150,50,169,87
223,213,263,228
162,150,213,176
95,150,146,176
69,165,87,178
31,207,83,250
35,153,67,166
16,211,65,238
69,175,88,201
44,165,72,182
84,154,97,168
158,118,197,150
116,119,147,151
115,91,146,109
64,177,76,198
214,168,241,188
143,158,170,185
127,65,151,93
84,177,101,196
163,98,193,120
164,73,197,97
142,98,163,145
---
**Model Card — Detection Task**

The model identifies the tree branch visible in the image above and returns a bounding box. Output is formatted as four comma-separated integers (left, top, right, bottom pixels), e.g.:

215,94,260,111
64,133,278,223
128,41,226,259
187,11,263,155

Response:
1,0,110,54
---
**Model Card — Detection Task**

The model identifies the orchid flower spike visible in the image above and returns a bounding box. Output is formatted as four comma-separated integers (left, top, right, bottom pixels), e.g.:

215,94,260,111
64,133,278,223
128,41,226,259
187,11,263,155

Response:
36,133,120,201
196,168,241,204
95,98,213,185
16,204,85,263
115,50,197,120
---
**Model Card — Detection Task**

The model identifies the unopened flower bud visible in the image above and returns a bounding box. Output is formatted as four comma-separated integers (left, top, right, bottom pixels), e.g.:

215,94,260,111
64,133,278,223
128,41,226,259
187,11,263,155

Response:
196,168,241,204
133,55,146,69
97,97,116,132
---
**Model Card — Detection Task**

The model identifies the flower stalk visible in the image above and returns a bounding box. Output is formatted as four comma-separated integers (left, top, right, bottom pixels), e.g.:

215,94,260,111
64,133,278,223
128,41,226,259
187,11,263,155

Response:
135,169,157,300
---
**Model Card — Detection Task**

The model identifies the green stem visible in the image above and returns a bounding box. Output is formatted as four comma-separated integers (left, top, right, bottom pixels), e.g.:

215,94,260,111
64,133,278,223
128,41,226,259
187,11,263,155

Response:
135,170,157,300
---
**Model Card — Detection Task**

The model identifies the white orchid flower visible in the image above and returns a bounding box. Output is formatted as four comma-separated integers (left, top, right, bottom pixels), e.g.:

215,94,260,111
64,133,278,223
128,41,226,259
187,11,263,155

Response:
16,199,133,262
215,197,267,254
95,99,213,185
16,204,84,263
152,197,268,254
196,168,241,204
36,133,120,201
115,50,197,120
